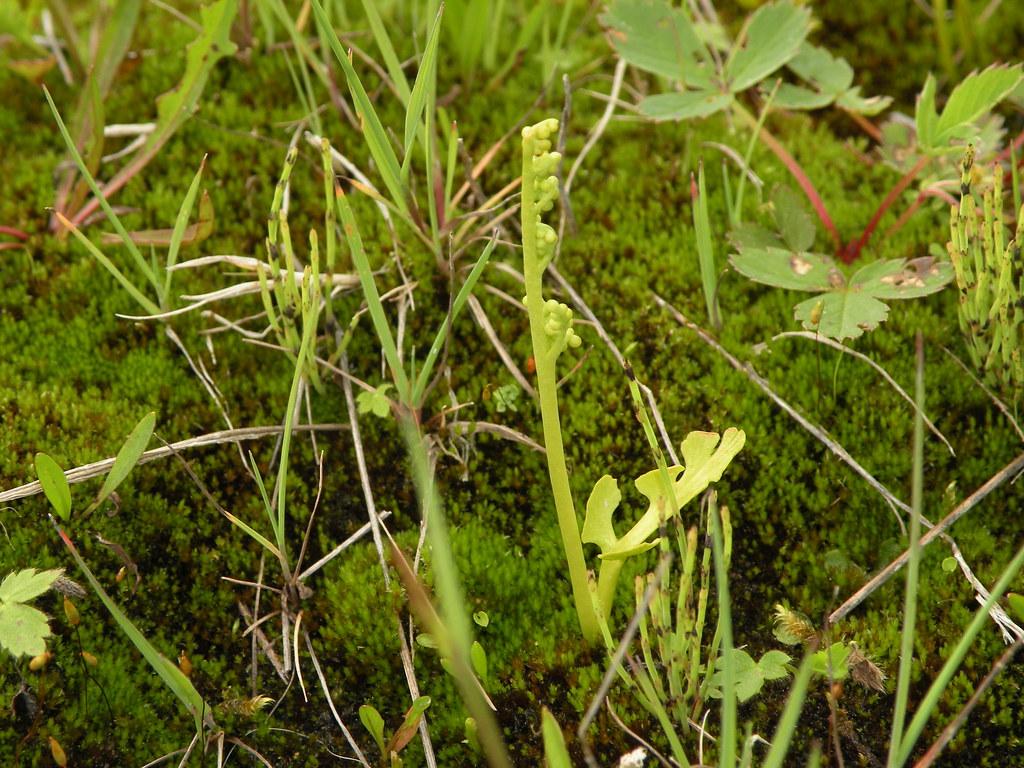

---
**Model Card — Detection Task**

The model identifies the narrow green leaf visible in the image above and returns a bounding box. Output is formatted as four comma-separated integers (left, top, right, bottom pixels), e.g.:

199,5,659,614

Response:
359,704,387,754
915,74,939,150
541,708,572,768
411,235,496,405
389,696,431,754
35,453,72,521
693,162,721,329
55,522,210,732
470,641,488,682
87,412,156,515
359,0,412,104
162,159,208,307
402,5,443,176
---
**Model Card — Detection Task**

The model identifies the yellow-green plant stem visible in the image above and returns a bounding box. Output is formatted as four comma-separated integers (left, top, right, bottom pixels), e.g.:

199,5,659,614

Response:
521,120,600,644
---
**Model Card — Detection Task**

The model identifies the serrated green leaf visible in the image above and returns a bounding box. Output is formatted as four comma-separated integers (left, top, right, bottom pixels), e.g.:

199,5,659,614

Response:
35,453,71,521
600,0,704,82
811,642,851,680
640,90,732,120
759,649,792,681
836,88,892,116
709,648,764,702
771,185,816,252
88,411,156,514
359,704,387,754
0,603,52,657
726,1,811,93
787,43,853,94
850,256,953,300
728,223,783,250
0,568,63,604
357,384,393,419
793,291,889,340
733,245,953,340
933,65,1022,146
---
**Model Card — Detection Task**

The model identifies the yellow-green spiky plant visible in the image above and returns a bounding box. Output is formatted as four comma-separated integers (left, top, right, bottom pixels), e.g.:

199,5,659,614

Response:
948,147,1024,394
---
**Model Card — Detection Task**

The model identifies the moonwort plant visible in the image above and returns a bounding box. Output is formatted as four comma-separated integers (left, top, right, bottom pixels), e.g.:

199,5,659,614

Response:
521,119,746,642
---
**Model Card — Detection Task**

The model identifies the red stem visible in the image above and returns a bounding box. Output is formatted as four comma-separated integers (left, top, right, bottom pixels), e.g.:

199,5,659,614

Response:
843,154,930,263
757,125,842,252
0,225,30,240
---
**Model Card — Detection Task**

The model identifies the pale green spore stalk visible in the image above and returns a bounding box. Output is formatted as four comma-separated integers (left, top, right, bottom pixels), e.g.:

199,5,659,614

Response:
521,118,600,643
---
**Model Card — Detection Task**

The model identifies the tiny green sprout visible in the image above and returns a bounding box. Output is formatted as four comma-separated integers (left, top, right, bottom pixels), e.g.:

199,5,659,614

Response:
490,385,518,414
357,384,394,419
472,611,489,628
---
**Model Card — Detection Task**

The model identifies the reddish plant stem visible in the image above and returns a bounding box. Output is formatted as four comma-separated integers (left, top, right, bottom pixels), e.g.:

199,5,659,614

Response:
0,225,30,240
883,184,958,240
842,154,930,263
757,124,842,251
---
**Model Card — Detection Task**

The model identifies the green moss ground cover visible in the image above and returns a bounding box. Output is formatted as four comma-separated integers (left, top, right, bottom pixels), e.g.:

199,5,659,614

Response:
2,2,1023,766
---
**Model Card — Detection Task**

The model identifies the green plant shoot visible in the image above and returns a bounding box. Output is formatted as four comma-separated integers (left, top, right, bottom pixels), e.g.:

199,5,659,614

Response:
520,117,600,643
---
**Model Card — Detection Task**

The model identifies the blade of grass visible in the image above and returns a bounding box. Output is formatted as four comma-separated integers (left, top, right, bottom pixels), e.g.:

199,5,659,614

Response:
53,518,210,733
311,0,410,220
84,411,156,515
248,452,284,558
761,650,817,768
401,4,443,179
887,333,927,767
68,0,238,227
333,186,411,400
160,157,207,308
692,161,721,331
410,234,496,405
53,211,160,316
359,0,411,105
44,87,159,294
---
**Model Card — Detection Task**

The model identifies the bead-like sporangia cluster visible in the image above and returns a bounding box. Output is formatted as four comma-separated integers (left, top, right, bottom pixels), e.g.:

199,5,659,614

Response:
522,118,581,360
